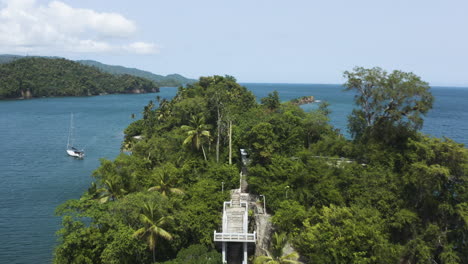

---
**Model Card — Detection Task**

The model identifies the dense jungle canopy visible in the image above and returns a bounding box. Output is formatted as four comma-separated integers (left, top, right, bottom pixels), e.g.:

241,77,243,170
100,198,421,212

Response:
54,72,467,264
0,57,159,99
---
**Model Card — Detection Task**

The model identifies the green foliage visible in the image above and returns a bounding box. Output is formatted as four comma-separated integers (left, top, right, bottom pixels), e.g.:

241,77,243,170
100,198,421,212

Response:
296,205,401,264
254,232,300,264
54,73,468,263
0,55,194,87
148,163,184,197
272,200,308,235
261,90,280,110
101,225,148,264
248,122,279,164
182,115,211,160
54,216,107,264
159,244,221,264
133,200,174,263
0,57,159,99
344,66,433,143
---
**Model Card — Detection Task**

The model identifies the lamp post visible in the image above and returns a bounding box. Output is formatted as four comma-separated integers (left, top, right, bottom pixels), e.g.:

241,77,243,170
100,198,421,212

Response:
285,185,290,199
259,195,266,214
239,171,242,191
222,182,224,193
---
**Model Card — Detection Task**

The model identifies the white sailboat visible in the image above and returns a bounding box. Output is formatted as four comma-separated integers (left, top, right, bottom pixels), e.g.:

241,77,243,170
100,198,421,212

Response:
66,113,85,158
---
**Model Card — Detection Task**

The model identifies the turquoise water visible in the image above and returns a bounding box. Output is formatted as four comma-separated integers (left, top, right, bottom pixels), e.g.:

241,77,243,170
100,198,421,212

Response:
0,84,466,264
244,83,468,143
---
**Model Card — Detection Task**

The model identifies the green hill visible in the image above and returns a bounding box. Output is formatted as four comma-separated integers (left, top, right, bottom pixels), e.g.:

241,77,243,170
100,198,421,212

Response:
0,55,196,87
0,57,159,99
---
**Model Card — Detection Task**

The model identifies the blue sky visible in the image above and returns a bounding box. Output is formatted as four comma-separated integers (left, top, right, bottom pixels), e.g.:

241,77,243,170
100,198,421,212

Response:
1,0,467,85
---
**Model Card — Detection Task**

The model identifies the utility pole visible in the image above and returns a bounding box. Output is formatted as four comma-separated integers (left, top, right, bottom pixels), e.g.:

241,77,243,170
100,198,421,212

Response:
228,120,232,165
260,194,266,214
239,172,242,191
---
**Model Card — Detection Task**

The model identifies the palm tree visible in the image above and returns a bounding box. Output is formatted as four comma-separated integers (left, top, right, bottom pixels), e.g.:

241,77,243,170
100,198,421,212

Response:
98,179,127,203
254,232,301,264
143,100,154,119
155,98,171,121
148,169,184,197
133,201,173,263
181,115,211,161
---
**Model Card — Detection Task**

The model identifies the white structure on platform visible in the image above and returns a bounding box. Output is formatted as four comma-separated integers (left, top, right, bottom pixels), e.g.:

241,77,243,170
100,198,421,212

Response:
214,191,256,264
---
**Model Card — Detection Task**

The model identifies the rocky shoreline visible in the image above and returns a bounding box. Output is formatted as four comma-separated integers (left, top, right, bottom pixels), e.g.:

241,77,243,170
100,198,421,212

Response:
291,95,315,105
13,88,159,100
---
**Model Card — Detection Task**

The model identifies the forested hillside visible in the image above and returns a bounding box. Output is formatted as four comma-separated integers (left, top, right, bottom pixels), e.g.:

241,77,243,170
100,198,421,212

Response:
54,72,468,264
0,57,159,99
0,55,195,88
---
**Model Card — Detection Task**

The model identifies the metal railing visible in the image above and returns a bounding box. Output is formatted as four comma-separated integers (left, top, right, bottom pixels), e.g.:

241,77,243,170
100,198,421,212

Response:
213,231,256,242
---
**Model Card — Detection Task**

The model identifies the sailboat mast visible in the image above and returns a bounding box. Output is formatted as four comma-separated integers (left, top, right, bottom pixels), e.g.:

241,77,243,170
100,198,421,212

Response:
67,113,73,148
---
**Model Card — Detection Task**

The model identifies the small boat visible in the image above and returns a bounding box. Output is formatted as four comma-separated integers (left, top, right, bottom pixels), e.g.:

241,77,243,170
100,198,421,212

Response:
67,146,84,158
66,113,85,158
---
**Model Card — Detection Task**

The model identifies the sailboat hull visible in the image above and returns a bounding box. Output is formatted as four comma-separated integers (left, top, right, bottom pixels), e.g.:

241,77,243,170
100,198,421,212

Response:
67,149,84,158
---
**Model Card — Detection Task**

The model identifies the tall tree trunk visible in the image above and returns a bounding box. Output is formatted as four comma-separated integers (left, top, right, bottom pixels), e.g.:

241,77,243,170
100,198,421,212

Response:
152,247,156,263
202,144,207,161
229,120,232,165
216,107,220,163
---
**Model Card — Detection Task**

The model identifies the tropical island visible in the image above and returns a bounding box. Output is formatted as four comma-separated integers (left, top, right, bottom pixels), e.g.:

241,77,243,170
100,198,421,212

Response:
0,57,161,99
0,54,196,89
54,69,468,263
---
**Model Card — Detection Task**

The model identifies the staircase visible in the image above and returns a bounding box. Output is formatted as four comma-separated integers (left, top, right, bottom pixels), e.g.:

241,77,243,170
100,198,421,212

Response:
231,192,241,207
226,208,245,233
214,149,256,263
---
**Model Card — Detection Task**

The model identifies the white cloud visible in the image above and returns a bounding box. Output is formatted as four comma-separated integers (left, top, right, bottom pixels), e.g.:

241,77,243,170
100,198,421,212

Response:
125,42,159,54
0,0,158,54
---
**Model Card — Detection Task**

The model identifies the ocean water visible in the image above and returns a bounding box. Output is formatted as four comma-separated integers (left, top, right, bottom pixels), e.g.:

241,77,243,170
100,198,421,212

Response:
243,83,468,144
0,88,178,264
0,84,466,264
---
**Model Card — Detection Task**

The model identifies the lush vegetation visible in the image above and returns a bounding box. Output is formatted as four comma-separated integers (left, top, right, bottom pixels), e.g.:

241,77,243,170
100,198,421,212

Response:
0,57,160,99
0,55,195,88
54,70,467,264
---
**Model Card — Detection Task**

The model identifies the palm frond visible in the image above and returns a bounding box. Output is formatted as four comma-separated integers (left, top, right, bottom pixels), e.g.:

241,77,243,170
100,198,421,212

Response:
99,196,109,204
169,187,184,195
140,214,154,225
281,252,299,261
183,136,193,145
132,227,146,238
151,226,173,240
180,125,192,131
254,256,274,264
148,186,161,192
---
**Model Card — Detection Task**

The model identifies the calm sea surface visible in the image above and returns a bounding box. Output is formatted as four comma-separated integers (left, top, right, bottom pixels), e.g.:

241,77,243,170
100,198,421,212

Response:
0,84,466,264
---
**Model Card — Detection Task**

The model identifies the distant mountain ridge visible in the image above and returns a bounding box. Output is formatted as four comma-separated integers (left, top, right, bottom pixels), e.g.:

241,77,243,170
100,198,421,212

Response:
0,55,196,87
77,60,196,87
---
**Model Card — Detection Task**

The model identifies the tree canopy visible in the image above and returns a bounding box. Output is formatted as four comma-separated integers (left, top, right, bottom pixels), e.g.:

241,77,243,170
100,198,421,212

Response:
344,67,433,142
54,72,467,264
0,57,159,99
